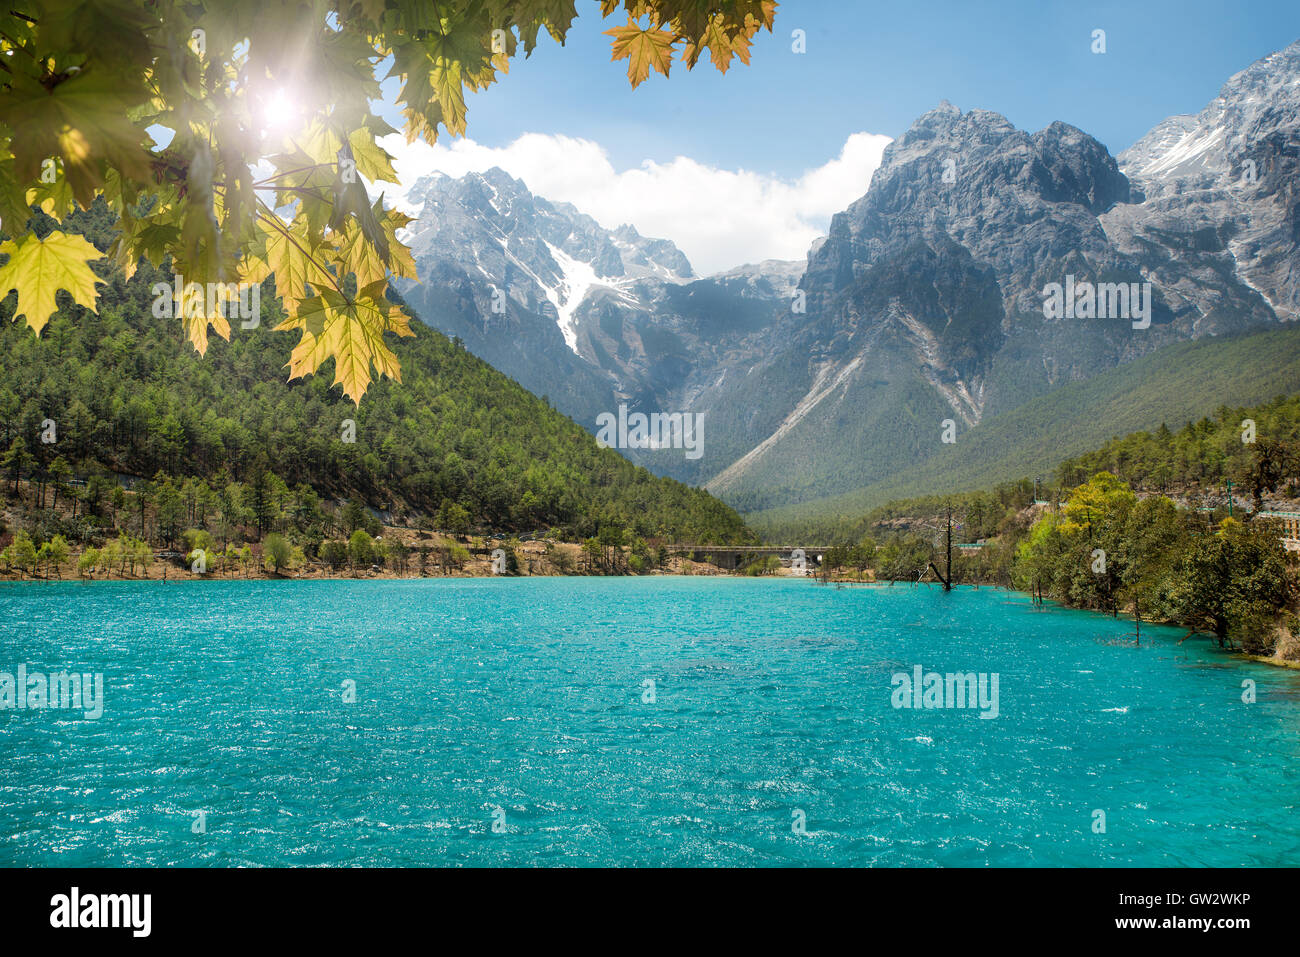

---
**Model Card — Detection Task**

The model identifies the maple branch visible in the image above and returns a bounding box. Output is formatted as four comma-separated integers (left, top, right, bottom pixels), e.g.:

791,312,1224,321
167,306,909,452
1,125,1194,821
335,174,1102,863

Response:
274,186,335,202
252,164,335,187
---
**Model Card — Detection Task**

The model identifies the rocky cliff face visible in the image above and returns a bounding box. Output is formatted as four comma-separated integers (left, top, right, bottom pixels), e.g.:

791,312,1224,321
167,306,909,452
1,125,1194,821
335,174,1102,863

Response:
1106,38,1300,325
701,101,1169,506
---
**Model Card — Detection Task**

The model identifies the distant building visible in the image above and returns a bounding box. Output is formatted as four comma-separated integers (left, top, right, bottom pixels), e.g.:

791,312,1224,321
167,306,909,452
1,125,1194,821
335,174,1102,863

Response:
1257,512,1300,552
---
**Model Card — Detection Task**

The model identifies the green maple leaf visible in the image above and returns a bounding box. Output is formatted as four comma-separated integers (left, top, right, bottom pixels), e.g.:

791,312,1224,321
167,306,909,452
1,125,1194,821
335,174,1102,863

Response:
0,69,154,208
0,230,104,334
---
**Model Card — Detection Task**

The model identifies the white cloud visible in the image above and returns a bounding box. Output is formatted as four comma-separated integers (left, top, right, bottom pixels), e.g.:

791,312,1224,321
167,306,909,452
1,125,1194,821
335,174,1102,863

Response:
375,130,892,276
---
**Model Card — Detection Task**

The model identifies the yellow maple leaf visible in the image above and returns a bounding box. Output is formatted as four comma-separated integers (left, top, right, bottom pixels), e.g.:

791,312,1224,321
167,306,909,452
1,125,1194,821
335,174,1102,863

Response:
329,204,416,286
172,281,234,356
0,231,104,334
604,21,676,88
283,281,413,403
257,218,320,315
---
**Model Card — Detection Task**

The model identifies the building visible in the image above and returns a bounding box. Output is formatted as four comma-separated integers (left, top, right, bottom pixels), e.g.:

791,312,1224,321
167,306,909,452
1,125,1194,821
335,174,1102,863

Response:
1258,512,1300,552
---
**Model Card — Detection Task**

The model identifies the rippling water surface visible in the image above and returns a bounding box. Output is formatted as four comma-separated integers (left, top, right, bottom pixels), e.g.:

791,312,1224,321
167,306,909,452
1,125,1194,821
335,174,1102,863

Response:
2,577,1298,866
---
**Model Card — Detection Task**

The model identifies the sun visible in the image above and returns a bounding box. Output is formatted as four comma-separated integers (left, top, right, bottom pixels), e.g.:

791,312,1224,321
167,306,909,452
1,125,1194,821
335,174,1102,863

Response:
258,88,306,137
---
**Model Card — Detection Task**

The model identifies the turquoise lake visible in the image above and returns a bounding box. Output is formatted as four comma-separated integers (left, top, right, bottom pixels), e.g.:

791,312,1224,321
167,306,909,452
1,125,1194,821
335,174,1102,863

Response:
1,576,1298,867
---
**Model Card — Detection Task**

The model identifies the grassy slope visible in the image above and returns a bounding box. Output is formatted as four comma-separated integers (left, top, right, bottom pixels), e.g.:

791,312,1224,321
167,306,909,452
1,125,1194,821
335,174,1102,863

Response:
748,324,1300,541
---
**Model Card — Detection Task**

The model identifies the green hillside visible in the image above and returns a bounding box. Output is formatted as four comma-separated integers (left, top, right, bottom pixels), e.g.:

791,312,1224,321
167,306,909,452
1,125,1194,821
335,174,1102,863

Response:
0,203,754,549
750,324,1300,541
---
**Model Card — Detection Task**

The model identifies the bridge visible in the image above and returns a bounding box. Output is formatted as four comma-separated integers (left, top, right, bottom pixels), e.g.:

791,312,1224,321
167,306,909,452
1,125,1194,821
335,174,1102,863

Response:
665,544,834,571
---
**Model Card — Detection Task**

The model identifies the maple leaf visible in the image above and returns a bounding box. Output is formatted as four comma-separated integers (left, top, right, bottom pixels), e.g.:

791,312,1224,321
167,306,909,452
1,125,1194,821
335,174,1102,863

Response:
0,230,104,334
682,14,737,71
354,0,389,22
347,126,400,183
604,20,676,88
282,281,413,404
381,207,418,281
423,13,498,90
175,284,233,356
330,202,415,287
329,142,390,262
36,0,156,70
745,1,780,32
491,0,579,53
26,170,77,222
109,220,180,281
0,70,154,208
0,148,31,235
429,58,470,137
254,217,321,315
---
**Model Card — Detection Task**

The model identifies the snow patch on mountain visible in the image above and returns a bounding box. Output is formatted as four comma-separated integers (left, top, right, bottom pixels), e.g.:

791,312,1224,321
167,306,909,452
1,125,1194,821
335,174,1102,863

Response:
543,242,639,353
1136,125,1226,180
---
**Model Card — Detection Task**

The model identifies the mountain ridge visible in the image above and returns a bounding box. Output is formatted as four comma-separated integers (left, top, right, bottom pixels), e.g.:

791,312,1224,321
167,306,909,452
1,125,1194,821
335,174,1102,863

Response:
393,39,1300,519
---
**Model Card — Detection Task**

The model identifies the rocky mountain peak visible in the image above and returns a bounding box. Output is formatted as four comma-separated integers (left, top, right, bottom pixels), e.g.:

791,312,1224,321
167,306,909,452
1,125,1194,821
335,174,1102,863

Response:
802,103,1132,304
1120,36,1300,192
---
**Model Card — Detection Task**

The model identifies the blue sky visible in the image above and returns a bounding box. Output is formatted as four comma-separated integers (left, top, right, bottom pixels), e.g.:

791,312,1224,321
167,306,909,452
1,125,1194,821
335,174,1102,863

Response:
378,0,1300,178
371,1,1300,273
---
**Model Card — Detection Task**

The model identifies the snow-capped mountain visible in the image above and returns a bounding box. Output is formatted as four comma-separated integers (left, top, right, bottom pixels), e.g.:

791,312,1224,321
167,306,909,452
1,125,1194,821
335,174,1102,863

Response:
399,167,693,352
394,167,795,465
699,41,1300,509
394,39,1300,513
1106,37,1300,322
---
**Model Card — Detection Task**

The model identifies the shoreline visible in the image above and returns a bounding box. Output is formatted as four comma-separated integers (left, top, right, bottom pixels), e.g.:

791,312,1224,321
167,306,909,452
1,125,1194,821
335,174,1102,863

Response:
1237,652,1300,670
